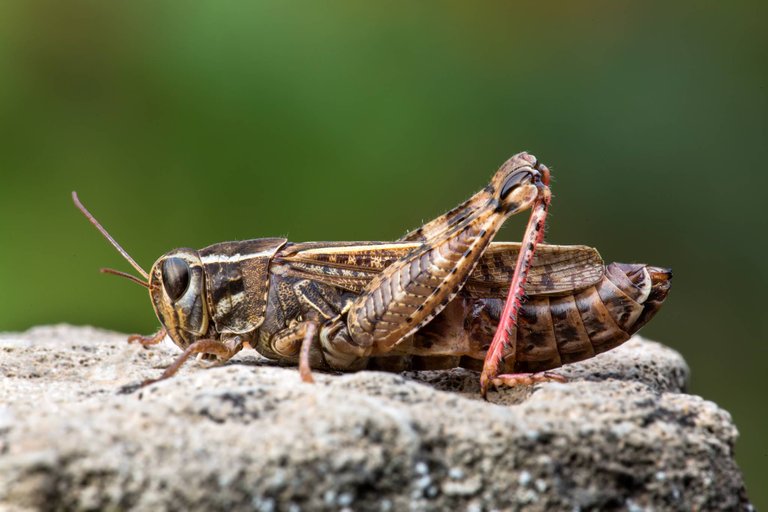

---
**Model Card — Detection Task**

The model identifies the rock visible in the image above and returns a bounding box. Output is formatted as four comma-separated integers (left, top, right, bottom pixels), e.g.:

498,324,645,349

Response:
0,325,753,511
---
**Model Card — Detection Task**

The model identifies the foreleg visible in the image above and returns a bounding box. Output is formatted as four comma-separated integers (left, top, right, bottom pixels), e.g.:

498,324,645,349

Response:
143,337,239,386
127,328,167,347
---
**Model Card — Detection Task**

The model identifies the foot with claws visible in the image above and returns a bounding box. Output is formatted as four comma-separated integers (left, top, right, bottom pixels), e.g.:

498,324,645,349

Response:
486,371,567,397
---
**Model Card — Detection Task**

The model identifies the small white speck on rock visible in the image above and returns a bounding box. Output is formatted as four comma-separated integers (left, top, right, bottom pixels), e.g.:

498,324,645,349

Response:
337,492,354,507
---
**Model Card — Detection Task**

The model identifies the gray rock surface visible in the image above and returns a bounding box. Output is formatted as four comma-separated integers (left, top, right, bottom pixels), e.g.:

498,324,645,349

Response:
0,325,752,511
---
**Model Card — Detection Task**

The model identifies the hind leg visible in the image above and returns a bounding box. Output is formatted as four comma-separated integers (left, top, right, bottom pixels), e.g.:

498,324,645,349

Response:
322,153,547,365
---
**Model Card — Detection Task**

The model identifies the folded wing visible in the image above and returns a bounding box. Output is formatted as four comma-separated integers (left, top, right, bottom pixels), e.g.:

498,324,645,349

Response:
274,241,604,298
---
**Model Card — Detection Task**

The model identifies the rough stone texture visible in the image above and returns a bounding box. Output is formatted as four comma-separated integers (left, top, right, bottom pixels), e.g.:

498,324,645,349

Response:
0,325,752,511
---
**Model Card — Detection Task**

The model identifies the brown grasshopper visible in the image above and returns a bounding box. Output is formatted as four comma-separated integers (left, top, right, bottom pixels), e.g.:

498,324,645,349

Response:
74,153,671,396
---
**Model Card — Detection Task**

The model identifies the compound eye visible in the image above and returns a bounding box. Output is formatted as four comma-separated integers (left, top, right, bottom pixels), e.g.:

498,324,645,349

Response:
500,171,532,200
161,257,190,302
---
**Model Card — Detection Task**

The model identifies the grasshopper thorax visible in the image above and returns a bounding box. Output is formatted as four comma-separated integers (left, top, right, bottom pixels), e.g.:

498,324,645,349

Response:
149,248,210,349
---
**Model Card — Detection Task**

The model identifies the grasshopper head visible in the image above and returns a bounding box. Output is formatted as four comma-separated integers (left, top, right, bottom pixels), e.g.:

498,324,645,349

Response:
494,152,550,214
149,249,210,349
71,192,214,350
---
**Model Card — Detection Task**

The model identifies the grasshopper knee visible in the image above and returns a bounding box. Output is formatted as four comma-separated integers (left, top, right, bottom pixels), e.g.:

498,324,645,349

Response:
490,153,547,214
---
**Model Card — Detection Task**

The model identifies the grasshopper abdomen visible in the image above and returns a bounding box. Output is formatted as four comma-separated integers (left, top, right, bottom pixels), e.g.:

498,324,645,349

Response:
374,262,671,373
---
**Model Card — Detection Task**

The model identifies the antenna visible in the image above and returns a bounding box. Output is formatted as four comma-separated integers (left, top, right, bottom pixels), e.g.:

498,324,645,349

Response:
72,191,150,281
100,267,150,288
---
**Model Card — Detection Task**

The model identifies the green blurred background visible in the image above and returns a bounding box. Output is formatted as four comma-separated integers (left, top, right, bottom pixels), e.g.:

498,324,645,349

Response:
1,0,765,505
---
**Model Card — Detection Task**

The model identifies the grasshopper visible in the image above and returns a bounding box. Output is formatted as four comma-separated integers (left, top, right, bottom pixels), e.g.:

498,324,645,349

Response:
74,153,671,396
